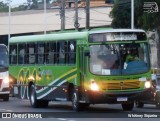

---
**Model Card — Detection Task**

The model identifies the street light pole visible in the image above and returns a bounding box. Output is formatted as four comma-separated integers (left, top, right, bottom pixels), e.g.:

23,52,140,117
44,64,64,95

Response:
60,0,65,30
131,0,134,29
86,0,90,29
75,0,79,30
44,0,47,34
8,0,11,45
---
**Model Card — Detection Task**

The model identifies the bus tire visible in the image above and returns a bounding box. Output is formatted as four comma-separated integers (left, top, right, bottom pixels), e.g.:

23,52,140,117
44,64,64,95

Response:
29,85,40,108
122,102,134,111
39,100,49,108
135,100,144,108
3,94,9,101
72,91,82,111
155,93,160,108
82,103,90,107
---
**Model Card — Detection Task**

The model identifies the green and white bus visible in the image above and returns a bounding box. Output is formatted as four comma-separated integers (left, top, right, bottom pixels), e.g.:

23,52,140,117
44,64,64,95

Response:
0,44,9,101
9,28,152,111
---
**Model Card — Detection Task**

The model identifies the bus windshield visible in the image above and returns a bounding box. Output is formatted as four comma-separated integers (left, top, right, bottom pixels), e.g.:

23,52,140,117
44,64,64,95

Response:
89,43,150,75
0,47,8,68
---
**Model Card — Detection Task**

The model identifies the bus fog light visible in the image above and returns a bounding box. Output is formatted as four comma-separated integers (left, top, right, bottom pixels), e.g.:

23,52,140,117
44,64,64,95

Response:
145,81,151,88
90,80,99,91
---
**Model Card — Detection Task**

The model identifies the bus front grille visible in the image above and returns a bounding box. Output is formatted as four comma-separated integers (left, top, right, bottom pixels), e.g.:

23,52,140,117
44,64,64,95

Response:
102,81,140,90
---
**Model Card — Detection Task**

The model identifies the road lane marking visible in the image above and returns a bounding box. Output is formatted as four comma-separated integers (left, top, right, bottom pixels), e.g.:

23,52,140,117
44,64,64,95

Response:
57,118,75,121
57,118,67,121
0,109,13,112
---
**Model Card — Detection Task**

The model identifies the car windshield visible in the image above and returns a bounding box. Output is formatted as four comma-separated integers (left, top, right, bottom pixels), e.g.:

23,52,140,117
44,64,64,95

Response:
89,43,150,75
0,47,8,68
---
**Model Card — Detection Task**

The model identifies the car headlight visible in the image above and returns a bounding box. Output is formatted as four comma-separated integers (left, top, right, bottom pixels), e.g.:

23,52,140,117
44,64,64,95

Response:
144,81,151,89
4,77,9,84
90,79,99,91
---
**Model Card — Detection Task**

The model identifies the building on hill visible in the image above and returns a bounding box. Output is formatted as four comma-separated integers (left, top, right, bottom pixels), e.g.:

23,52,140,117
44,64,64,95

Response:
65,0,113,8
0,7,112,45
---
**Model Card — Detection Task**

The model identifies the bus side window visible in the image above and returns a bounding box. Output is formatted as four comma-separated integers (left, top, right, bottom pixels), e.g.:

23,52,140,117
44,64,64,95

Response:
9,44,17,65
58,41,66,64
45,43,49,64
47,42,56,64
68,40,76,64
28,43,36,64
18,44,26,65
55,42,59,64
37,43,45,64
25,44,29,64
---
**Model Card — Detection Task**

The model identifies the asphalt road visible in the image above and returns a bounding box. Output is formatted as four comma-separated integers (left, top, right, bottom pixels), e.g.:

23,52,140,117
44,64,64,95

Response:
0,97,160,121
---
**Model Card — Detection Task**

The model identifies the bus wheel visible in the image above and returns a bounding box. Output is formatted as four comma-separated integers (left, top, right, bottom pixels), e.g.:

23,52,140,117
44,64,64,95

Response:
156,102,160,108
122,102,134,111
29,85,40,108
3,94,9,101
155,93,160,108
72,91,82,111
39,100,49,108
83,103,90,107
135,100,144,108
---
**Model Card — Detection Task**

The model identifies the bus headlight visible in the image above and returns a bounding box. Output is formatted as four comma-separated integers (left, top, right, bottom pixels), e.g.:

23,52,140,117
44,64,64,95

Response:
144,81,151,89
4,77,9,84
90,79,99,91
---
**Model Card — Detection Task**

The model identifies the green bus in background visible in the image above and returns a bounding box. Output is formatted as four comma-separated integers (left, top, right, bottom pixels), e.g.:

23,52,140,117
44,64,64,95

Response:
9,28,152,111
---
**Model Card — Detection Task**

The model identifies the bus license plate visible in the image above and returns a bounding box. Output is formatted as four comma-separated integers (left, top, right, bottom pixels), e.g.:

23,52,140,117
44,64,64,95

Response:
117,97,128,102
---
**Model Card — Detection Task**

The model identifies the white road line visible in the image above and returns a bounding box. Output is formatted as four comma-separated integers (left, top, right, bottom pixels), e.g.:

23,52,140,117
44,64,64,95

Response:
57,118,75,121
0,109,13,112
57,118,67,121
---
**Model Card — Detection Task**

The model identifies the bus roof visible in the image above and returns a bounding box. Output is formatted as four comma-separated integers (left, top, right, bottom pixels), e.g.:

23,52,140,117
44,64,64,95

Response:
9,31,88,43
9,28,146,43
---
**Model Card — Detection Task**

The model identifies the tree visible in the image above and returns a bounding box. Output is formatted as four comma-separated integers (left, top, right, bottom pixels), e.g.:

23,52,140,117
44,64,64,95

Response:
31,0,38,9
110,0,131,28
12,4,28,12
26,0,54,9
110,0,160,68
0,1,9,12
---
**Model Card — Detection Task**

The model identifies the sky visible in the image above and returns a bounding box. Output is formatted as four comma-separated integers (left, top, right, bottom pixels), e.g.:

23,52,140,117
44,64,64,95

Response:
1,0,27,6
1,0,56,6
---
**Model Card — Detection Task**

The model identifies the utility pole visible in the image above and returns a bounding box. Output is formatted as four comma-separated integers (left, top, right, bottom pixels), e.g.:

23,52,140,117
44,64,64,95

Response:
86,0,90,29
7,0,11,48
74,0,79,30
44,0,46,34
60,0,65,30
131,0,134,29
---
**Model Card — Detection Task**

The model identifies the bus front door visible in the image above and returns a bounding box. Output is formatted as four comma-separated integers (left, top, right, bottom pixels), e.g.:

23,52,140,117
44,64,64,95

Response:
79,47,85,93
79,47,88,100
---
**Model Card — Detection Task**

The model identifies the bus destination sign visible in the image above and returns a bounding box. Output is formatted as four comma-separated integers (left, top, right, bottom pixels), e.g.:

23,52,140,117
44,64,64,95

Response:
90,32,147,42
106,33,137,41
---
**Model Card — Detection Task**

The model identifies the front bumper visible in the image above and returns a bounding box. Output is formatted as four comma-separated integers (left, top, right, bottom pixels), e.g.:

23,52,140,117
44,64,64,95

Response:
83,90,143,104
0,87,10,94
